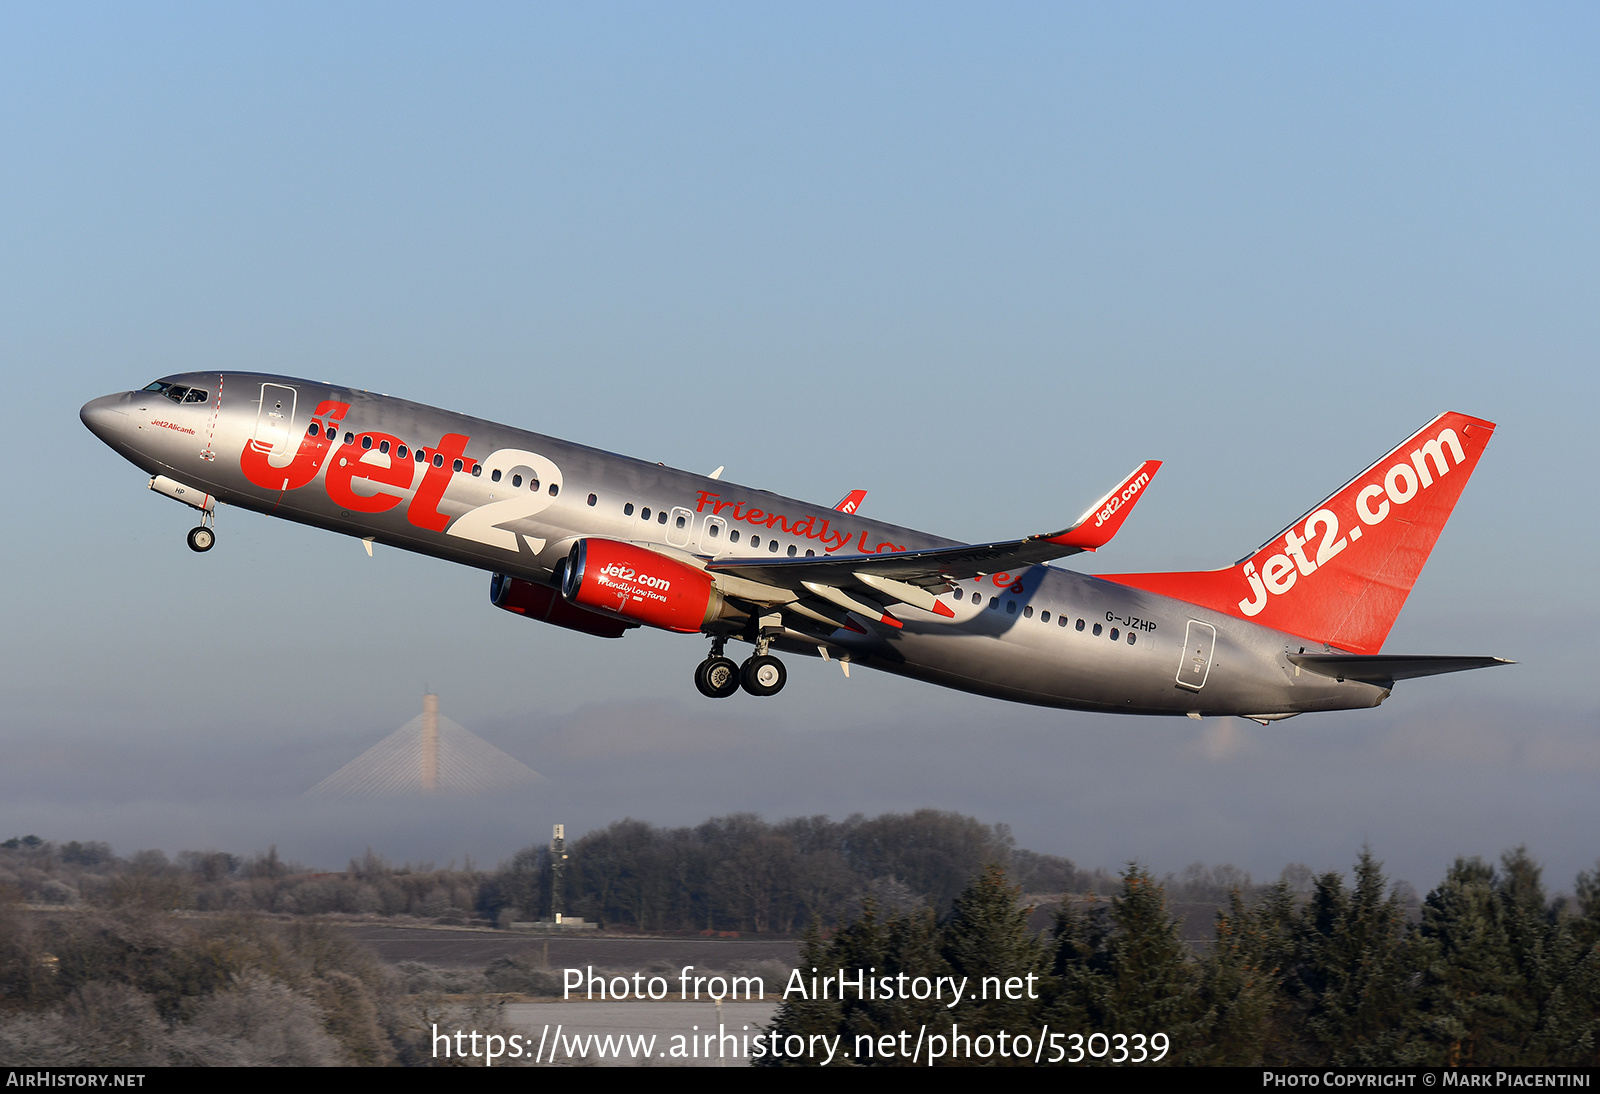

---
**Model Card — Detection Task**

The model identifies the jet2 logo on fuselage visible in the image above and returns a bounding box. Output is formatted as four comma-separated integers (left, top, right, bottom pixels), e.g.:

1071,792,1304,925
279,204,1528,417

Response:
239,400,563,554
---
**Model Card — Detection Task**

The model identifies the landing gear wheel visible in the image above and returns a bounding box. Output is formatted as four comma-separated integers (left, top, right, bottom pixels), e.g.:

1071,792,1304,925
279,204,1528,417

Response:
740,655,787,697
694,656,741,699
187,526,215,553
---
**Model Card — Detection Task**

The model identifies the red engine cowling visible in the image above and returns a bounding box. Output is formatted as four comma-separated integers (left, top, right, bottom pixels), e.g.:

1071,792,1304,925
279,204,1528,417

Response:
490,572,636,639
561,539,721,633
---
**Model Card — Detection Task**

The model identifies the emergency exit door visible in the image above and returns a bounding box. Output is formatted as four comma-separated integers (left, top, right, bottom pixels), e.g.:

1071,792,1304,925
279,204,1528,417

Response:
1176,620,1217,691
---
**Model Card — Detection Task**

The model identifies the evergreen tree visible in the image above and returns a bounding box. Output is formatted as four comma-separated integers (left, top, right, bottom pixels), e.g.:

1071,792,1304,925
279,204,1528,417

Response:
1189,888,1284,1065
1045,864,1197,1063
1414,857,1522,1065
940,864,1046,1041
1287,851,1421,1065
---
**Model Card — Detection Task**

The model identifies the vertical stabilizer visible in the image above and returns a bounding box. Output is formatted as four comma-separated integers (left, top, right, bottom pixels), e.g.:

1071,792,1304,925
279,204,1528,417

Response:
1101,412,1495,654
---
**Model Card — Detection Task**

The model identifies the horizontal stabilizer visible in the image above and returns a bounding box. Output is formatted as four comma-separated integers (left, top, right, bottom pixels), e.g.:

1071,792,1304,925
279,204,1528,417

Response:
1287,654,1513,686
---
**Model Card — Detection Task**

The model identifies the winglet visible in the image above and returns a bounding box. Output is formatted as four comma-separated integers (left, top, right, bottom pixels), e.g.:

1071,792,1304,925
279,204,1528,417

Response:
833,489,867,514
1044,460,1161,550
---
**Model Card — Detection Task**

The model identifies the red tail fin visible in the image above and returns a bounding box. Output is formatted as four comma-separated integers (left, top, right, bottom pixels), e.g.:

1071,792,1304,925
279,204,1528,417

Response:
1100,412,1495,654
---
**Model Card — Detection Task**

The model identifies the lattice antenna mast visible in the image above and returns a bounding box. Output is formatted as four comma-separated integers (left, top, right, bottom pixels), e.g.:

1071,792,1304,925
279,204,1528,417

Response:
550,824,567,923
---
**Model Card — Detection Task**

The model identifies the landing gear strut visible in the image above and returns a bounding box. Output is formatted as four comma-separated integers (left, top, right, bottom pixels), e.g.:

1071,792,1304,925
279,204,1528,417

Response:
694,637,741,699
740,621,787,696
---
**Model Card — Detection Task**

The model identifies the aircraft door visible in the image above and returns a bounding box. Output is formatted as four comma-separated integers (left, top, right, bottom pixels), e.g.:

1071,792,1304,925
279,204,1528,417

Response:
666,506,693,548
1176,620,1217,691
701,515,727,554
252,383,298,459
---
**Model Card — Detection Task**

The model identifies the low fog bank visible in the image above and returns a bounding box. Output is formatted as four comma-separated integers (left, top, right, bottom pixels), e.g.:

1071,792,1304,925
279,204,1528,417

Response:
1,691,1594,890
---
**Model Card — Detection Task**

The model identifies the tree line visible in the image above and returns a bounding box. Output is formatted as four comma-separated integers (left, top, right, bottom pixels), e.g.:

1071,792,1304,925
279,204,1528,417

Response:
764,850,1600,1066
1,812,1105,931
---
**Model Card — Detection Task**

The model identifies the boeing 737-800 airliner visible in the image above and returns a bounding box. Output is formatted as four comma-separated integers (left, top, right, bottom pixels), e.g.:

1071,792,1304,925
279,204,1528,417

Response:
81,375,1507,719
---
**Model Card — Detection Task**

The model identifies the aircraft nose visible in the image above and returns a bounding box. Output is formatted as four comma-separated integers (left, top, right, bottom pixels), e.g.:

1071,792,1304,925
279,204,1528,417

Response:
80,393,129,442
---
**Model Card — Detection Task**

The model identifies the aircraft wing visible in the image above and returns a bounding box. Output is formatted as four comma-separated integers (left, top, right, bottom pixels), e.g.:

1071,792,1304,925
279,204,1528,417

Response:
706,461,1160,630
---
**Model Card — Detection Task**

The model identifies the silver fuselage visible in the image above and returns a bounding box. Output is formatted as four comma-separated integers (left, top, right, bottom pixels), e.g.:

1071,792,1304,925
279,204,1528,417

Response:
81,372,1388,717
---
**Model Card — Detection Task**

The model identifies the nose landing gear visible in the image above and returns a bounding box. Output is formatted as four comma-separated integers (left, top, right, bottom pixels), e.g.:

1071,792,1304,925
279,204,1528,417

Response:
186,510,216,553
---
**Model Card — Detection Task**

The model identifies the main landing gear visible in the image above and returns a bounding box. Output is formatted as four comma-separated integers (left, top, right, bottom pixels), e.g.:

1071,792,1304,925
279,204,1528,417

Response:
694,638,787,698
694,652,740,699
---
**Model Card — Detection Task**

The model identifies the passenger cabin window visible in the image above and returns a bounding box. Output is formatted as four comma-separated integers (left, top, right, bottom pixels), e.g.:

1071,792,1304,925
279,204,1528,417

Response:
750,536,761,549
362,436,373,449
1110,628,1119,641
1076,618,1085,631
641,507,650,520
1093,623,1103,636
675,514,686,529
729,529,740,543
1023,605,1033,619
788,544,797,557
623,502,633,515
769,539,779,553
707,523,719,537
549,483,559,496
953,588,964,601
1040,610,1050,623
397,445,407,458
1127,633,1137,645
1006,601,1016,614
805,549,814,557
308,423,320,436
587,493,597,506
346,432,355,444
512,474,523,488
972,594,982,606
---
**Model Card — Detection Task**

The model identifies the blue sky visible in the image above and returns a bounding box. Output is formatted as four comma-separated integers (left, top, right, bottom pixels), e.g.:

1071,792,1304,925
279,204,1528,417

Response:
2,4,1596,889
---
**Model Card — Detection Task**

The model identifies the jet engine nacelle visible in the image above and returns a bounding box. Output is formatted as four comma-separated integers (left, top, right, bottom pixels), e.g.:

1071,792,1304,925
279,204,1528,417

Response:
561,538,723,634
490,572,636,639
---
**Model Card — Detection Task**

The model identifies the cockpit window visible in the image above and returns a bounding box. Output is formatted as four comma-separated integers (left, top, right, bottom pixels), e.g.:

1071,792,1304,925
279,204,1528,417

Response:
142,382,209,404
